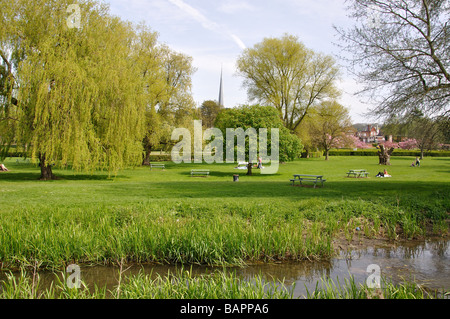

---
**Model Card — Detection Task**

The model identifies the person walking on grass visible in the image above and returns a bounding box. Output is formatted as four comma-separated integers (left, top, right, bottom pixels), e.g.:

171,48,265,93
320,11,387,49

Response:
257,157,263,169
415,157,421,167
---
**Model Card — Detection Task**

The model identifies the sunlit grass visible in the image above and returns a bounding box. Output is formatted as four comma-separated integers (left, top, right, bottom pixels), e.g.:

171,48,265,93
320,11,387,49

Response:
0,156,448,269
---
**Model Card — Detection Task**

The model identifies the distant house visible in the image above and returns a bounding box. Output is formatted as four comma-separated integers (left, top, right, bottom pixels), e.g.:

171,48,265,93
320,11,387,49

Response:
355,124,385,144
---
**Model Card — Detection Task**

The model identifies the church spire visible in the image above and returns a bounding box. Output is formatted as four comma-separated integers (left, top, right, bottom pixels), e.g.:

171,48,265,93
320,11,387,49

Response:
218,66,224,108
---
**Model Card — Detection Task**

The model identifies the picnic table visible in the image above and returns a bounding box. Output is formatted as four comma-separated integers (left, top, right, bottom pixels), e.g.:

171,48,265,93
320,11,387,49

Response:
290,174,326,188
191,169,210,177
346,169,369,178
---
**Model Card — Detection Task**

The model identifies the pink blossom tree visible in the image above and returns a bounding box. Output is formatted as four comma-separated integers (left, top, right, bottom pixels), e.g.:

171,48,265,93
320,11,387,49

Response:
398,139,418,150
351,136,372,149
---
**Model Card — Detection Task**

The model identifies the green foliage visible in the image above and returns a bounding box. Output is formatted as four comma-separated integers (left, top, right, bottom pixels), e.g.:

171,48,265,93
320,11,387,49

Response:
0,0,150,176
214,104,303,162
200,100,222,128
118,269,295,299
0,0,198,177
304,101,353,160
236,34,340,131
306,276,444,299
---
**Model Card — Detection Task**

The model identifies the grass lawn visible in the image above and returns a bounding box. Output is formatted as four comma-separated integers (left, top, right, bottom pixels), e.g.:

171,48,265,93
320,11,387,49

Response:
0,156,448,269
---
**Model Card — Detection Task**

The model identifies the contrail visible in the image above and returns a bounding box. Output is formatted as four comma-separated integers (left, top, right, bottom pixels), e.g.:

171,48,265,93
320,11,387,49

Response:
168,0,247,50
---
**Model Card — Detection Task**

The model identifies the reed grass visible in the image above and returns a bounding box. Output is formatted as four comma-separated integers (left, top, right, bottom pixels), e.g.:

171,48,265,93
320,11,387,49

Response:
0,196,447,270
305,275,448,299
1,267,447,299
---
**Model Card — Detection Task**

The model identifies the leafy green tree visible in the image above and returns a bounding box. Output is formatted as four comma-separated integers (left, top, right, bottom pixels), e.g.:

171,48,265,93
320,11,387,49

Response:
1,0,147,179
200,100,222,128
141,43,197,164
214,104,303,163
236,34,341,132
306,101,353,160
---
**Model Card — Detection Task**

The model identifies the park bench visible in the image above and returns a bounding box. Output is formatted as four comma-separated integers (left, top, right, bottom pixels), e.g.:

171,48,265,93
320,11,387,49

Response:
16,158,30,164
290,174,326,188
150,163,165,170
191,169,210,177
346,169,369,178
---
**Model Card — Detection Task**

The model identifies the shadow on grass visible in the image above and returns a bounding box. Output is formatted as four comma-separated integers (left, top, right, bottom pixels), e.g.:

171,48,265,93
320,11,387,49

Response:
178,170,284,178
100,179,450,203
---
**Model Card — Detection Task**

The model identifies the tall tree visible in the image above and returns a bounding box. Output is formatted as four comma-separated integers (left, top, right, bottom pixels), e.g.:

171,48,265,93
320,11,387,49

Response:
236,34,341,132
200,100,222,128
140,44,197,165
307,101,353,160
335,0,450,118
405,115,444,159
0,0,147,179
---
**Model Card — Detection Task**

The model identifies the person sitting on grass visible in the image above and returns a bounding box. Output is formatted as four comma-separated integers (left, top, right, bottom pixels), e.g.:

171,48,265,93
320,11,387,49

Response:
0,163,8,171
376,169,392,178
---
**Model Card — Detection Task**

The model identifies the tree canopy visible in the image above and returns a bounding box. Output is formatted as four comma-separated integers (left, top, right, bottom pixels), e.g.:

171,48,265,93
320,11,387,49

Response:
214,104,303,163
236,34,341,132
0,0,197,178
303,101,354,160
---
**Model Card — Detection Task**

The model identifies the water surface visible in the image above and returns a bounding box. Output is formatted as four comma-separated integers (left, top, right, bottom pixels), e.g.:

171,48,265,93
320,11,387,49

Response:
1,239,448,298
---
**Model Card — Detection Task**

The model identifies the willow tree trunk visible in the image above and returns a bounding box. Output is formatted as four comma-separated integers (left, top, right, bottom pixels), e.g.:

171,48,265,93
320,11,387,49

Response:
142,143,152,166
39,153,56,180
378,145,394,165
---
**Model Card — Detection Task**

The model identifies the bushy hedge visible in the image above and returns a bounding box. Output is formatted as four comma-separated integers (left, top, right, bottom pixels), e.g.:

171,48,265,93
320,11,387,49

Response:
328,149,450,157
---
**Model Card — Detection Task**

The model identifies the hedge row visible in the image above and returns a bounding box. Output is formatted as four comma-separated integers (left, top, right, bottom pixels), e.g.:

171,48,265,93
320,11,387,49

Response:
328,149,450,157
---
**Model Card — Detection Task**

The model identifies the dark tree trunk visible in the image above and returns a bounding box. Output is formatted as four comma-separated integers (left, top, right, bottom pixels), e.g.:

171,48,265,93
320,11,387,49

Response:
39,153,56,180
325,150,330,161
142,145,152,166
247,162,253,176
142,138,152,166
378,145,394,165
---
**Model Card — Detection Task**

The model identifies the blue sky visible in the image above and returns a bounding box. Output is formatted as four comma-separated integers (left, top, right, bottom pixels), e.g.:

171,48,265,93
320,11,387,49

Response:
106,0,375,123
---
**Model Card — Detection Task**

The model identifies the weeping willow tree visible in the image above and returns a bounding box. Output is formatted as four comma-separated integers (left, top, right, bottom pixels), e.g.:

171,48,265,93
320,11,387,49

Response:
1,0,147,179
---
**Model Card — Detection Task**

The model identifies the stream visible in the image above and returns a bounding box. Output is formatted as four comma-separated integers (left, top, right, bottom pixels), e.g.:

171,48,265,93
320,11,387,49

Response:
1,239,449,298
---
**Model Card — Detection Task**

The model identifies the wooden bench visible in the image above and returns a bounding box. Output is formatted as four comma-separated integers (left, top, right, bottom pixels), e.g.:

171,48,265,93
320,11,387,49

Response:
150,163,165,170
346,169,369,178
290,174,326,188
16,158,30,164
191,169,210,177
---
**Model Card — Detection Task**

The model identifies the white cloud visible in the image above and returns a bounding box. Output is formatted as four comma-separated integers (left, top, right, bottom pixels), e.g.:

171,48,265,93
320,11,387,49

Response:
167,0,246,50
230,34,247,50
